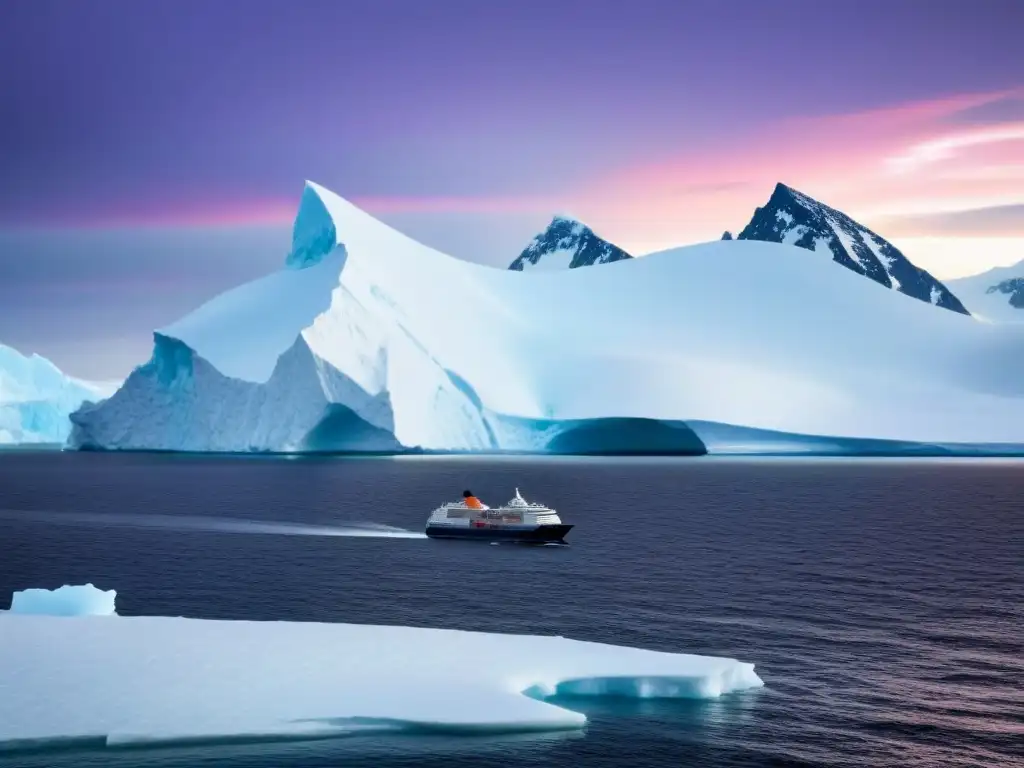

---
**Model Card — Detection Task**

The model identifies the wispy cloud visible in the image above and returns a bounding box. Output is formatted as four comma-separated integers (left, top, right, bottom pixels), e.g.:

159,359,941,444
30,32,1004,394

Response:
25,193,563,231
944,94,1024,125
885,124,1024,175
346,195,560,216
876,204,1024,237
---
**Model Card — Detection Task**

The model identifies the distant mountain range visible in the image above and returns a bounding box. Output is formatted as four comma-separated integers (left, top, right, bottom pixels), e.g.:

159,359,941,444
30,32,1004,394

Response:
510,182,970,316
947,260,1024,322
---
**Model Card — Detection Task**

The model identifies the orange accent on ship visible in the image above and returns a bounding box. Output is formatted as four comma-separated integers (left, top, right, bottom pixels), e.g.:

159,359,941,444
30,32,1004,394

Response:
465,495,484,510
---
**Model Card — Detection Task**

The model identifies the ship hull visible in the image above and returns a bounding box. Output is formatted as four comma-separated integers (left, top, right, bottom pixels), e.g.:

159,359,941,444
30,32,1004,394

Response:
425,523,573,543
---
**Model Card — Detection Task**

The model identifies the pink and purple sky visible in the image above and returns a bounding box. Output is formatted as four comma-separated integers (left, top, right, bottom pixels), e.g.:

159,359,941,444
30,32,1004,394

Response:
1,0,1022,378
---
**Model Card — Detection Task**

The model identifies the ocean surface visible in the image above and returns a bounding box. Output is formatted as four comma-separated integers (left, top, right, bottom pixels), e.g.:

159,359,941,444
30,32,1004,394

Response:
1,452,1022,768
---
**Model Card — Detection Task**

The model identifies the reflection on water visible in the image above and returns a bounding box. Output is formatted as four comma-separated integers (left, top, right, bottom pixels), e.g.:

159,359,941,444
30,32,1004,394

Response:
3,728,587,768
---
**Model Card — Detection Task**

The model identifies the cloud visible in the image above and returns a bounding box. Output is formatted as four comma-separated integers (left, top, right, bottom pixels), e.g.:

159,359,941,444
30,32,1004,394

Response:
876,204,1024,237
7,191,564,231
572,88,1024,254
21,89,1024,249
349,195,561,216
885,124,1024,175
944,93,1024,125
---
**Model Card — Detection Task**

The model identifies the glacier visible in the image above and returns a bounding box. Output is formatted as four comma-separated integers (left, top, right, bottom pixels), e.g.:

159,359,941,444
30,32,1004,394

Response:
70,180,1024,454
0,343,117,445
0,584,763,751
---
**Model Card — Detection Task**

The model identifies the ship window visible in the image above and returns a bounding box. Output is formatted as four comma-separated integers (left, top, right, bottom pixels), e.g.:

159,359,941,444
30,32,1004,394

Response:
446,508,471,519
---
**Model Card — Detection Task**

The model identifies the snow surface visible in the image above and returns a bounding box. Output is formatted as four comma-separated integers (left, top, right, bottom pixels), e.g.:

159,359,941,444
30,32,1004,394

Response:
825,213,870,272
807,236,827,257
0,584,763,751
947,261,1024,322
9,583,117,616
781,223,808,245
0,343,117,444
519,247,576,271
70,181,1024,453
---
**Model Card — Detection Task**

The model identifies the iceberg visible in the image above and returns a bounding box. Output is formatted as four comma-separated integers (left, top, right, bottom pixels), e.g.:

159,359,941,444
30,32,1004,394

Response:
70,180,1024,454
0,584,763,751
0,343,117,445
8,583,117,616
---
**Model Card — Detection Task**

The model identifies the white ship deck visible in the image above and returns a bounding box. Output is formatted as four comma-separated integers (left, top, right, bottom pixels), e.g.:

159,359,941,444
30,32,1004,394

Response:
426,489,562,529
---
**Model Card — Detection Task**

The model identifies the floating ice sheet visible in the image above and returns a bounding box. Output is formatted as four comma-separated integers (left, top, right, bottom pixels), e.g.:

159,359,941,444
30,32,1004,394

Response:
0,586,763,751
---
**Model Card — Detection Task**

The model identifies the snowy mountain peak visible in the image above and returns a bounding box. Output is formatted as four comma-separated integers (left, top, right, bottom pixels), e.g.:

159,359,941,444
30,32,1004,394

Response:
736,183,969,314
551,213,584,227
509,216,633,271
769,181,800,199
285,181,340,270
766,182,823,212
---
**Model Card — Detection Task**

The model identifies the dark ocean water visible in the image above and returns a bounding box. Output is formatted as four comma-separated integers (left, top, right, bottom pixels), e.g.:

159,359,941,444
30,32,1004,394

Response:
1,452,1022,768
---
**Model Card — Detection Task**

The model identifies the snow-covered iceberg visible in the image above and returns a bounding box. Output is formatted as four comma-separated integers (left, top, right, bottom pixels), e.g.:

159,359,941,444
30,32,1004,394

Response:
0,584,763,751
70,181,1024,454
0,343,117,445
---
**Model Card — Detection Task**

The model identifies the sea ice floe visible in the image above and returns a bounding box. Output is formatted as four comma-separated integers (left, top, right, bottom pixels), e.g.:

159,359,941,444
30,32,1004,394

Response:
0,584,764,751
